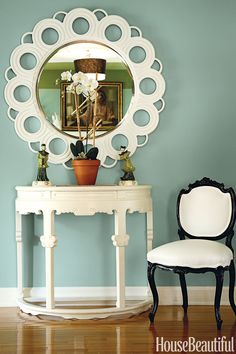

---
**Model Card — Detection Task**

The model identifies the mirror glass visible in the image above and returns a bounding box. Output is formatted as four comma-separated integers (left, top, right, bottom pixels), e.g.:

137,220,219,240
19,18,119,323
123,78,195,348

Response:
37,42,134,138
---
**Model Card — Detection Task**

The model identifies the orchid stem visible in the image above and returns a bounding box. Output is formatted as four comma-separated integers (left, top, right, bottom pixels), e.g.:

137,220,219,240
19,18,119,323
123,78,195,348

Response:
71,97,89,116
74,93,82,140
92,73,98,147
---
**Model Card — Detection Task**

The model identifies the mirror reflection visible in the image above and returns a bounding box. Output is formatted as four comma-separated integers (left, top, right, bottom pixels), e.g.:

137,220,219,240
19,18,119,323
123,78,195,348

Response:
37,42,134,138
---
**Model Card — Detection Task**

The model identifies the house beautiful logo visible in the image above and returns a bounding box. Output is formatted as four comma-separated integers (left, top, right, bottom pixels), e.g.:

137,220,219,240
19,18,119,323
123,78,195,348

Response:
156,336,234,352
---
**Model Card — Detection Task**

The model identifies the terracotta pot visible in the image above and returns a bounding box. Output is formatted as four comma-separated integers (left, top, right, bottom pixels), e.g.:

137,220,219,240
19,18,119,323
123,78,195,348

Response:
72,159,100,185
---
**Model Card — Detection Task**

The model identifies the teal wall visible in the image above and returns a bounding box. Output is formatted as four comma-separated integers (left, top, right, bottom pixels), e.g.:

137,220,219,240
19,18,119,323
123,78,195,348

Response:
1,0,236,288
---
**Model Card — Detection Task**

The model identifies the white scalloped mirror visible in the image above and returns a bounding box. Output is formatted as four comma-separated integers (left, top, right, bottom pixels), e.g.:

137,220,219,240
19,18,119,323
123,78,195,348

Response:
4,8,165,168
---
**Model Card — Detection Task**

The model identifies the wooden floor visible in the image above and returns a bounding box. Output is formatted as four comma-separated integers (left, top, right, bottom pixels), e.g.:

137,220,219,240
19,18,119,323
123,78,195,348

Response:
0,306,235,353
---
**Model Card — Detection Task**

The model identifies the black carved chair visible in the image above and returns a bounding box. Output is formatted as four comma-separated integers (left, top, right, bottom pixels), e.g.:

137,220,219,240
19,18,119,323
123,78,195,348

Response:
147,177,236,329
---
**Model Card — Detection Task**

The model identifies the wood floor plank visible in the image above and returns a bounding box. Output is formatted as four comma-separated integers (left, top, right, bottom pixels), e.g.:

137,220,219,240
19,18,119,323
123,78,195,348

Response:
0,306,235,353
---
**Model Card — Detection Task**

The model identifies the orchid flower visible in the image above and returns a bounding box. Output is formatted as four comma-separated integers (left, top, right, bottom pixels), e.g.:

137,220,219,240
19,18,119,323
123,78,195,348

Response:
86,78,99,91
59,70,100,147
72,72,88,85
61,71,72,81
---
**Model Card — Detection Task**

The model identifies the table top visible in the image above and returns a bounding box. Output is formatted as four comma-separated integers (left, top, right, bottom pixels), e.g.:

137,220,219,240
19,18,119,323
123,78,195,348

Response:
16,184,151,192
15,184,153,214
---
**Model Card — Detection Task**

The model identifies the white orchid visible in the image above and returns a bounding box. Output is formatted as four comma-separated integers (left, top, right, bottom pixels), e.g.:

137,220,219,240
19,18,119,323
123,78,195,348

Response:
82,79,98,99
63,71,99,100
75,84,86,95
86,78,99,91
72,71,88,85
61,71,72,81
59,70,100,143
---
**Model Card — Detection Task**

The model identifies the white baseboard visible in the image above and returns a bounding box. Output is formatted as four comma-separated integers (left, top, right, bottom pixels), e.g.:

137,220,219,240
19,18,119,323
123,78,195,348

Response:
0,286,233,307
157,286,231,305
0,288,18,307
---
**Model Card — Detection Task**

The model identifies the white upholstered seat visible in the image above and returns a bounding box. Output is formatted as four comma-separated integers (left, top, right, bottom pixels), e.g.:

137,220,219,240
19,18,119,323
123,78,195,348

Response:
147,177,236,330
147,239,233,268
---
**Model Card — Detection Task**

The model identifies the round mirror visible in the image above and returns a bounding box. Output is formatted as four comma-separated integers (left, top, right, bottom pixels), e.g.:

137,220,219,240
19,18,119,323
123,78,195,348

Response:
4,8,165,168
37,42,134,138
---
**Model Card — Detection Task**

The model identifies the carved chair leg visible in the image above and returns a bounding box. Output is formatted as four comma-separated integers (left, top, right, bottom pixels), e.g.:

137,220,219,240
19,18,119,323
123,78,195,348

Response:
179,273,188,314
148,262,159,322
229,260,236,315
214,267,224,330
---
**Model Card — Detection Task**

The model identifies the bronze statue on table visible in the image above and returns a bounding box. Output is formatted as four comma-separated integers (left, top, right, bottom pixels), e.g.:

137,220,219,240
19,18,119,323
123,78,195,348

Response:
32,144,52,186
37,144,49,181
119,146,137,185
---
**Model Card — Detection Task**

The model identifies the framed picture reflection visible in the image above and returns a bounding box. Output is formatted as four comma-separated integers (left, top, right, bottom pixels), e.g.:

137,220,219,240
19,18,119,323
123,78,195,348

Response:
61,81,123,131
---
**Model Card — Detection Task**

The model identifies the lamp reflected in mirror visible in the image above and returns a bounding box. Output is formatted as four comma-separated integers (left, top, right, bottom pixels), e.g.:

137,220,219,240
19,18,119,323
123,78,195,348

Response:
74,58,106,80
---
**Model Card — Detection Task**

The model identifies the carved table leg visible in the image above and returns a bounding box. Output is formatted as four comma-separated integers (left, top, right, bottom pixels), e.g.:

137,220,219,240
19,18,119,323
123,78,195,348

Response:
112,209,129,308
40,210,57,310
16,211,23,299
146,210,153,253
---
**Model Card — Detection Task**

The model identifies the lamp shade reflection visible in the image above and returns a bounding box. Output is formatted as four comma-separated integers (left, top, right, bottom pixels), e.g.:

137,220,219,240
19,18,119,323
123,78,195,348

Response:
74,58,106,80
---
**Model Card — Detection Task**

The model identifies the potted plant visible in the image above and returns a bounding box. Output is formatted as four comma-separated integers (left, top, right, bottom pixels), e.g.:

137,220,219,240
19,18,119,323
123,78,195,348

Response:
70,140,100,185
60,70,101,185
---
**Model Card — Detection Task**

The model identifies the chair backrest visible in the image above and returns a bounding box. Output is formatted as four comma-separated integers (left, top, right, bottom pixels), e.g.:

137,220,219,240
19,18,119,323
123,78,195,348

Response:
177,177,236,240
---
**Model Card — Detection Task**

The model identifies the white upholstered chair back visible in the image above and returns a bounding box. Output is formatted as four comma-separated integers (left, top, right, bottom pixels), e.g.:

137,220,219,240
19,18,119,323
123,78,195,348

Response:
179,186,232,237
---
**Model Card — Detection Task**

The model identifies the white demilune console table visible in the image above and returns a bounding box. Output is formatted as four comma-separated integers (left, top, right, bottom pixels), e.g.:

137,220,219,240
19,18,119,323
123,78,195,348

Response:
15,185,153,319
